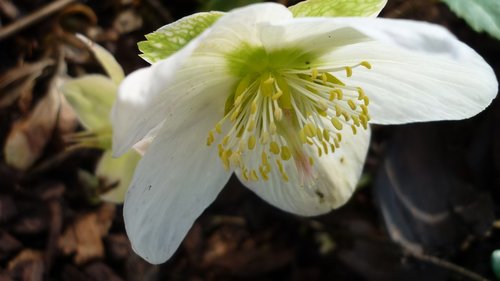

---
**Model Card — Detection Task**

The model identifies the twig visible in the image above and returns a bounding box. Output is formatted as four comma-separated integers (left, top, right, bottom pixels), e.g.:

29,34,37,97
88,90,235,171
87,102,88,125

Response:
0,0,76,41
407,251,491,281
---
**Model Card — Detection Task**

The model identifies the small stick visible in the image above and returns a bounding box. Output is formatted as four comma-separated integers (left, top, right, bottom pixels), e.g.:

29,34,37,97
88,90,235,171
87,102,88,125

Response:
0,0,76,41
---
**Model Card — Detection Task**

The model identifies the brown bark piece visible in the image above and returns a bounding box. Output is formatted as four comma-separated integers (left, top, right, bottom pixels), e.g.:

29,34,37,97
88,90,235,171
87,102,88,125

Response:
58,203,116,265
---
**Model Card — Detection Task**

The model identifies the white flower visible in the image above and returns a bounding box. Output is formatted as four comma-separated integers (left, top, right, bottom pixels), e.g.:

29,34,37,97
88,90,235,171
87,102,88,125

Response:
111,3,497,264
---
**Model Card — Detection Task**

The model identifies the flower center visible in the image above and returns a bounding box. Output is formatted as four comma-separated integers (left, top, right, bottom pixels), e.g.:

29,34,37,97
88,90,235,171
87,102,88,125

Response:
207,47,371,183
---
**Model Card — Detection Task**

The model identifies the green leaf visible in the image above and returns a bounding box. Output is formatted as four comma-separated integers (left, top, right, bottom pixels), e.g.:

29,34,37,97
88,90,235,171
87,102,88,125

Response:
441,0,500,40
289,0,387,18
138,11,224,63
200,0,264,12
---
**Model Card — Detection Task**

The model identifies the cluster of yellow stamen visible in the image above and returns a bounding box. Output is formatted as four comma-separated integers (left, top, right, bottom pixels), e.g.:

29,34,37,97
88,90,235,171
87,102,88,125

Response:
206,61,372,183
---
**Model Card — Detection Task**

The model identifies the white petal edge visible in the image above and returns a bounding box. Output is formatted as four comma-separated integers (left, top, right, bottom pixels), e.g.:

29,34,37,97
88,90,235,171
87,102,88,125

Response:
194,3,292,54
124,100,231,264
320,20,498,124
310,18,498,123
237,126,370,216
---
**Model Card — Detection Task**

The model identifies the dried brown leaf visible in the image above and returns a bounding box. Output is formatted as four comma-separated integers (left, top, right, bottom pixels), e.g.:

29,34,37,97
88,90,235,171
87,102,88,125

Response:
0,59,53,109
58,204,116,265
3,87,60,170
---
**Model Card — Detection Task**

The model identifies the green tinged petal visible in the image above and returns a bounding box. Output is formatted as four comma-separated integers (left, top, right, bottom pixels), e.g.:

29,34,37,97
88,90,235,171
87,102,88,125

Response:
289,0,387,18
61,75,116,131
97,150,141,203
138,11,224,63
77,34,125,84
441,0,500,40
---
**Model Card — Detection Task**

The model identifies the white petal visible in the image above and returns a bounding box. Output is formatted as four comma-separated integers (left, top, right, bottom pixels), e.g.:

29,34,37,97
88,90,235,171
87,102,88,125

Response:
259,18,371,55
318,18,498,124
195,3,292,53
124,102,231,264
111,36,231,156
238,127,370,216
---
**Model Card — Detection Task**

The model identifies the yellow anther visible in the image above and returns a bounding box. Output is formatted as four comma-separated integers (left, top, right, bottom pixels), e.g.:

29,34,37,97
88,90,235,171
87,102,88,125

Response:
345,66,352,77
329,90,337,101
250,170,259,181
207,131,215,146
361,104,369,115
317,146,323,157
260,132,269,144
311,68,319,79
270,141,280,154
242,168,249,181
335,105,342,117
261,151,269,165
352,115,360,126
336,89,343,100
275,160,289,181
322,141,329,154
222,135,230,146
330,143,336,153
348,99,357,110
336,133,342,142
230,151,242,167
323,129,330,142
360,61,372,69
341,112,350,121
217,144,224,157
321,73,327,84
274,107,283,121
324,73,346,86
331,118,343,130
281,146,292,161
248,135,256,150
363,96,370,106
357,87,365,100
359,115,368,129
304,123,316,138
318,110,327,117
259,167,269,181
272,90,283,100
309,157,314,166
316,129,323,142
215,123,222,134
251,100,257,114
351,124,357,135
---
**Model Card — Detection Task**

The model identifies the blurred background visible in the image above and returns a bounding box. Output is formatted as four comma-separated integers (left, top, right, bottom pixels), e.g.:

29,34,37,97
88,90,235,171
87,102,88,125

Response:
0,0,499,280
